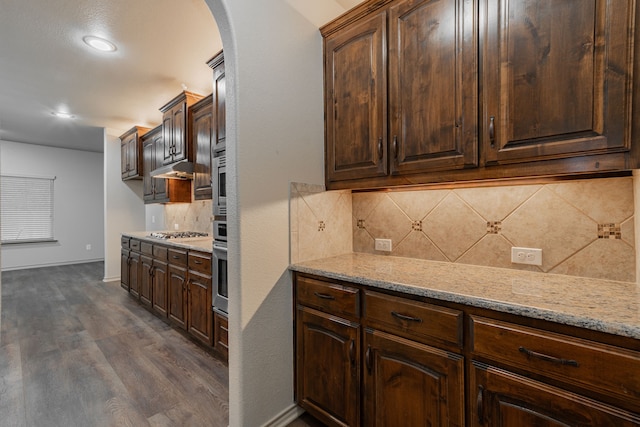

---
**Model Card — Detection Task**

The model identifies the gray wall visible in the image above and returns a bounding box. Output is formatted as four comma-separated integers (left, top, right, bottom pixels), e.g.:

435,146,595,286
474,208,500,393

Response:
0,140,104,270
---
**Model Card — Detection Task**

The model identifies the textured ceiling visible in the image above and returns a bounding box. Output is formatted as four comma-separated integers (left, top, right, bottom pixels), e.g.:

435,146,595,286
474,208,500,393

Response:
0,0,363,153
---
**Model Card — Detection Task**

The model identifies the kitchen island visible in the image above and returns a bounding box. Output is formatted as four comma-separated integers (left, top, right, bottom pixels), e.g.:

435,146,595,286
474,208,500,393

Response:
290,253,640,426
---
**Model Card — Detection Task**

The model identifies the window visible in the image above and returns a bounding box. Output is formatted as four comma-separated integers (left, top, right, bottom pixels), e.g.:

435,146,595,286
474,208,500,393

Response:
1,175,55,243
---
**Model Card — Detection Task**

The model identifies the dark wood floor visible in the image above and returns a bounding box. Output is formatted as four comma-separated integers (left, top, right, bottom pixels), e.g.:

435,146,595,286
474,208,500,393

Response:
0,262,229,427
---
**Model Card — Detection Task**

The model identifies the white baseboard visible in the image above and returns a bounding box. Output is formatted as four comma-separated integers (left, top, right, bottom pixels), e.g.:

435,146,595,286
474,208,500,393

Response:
103,276,120,283
262,404,305,427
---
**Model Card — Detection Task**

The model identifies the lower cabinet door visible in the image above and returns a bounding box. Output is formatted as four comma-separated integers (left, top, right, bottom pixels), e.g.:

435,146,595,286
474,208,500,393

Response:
363,329,464,427
187,271,213,345
296,306,360,427
140,255,153,306
129,252,141,298
470,362,640,427
167,265,187,329
120,249,130,291
152,260,168,317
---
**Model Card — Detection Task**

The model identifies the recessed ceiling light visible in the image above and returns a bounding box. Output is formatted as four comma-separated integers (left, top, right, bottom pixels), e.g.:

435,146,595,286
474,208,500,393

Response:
82,35,117,52
52,111,75,119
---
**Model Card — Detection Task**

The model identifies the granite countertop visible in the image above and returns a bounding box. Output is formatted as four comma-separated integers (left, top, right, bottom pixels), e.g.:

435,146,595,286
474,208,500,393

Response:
123,231,213,253
290,253,640,340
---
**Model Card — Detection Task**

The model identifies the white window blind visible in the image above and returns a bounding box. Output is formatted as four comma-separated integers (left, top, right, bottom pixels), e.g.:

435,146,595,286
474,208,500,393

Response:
1,175,55,243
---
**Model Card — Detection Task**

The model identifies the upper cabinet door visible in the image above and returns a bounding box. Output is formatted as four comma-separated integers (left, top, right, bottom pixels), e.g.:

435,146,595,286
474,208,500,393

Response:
162,114,174,165
172,104,187,162
325,10,388,183
389,0,478,174
482,0,635,165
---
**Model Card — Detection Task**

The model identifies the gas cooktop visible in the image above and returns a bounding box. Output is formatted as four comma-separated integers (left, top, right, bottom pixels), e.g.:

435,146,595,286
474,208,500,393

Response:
149,231,209,239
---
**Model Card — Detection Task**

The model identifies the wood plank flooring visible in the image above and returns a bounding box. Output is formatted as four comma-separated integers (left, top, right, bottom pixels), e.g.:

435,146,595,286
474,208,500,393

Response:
0,262,229,427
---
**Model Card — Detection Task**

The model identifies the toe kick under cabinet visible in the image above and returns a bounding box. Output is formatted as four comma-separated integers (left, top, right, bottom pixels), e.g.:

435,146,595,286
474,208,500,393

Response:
293,272,640,427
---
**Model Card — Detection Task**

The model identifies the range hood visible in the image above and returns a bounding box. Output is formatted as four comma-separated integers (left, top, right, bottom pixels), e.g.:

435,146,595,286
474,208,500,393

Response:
151,160,194,180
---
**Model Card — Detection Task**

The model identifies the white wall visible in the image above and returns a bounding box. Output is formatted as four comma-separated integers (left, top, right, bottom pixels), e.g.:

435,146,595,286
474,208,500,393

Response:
103,133,146,281
0,140,104,270
206,1,325,425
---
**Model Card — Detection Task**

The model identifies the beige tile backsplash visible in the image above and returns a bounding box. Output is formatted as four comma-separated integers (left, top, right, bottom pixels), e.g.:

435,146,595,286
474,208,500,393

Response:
164,200,214,235
291,177,636,282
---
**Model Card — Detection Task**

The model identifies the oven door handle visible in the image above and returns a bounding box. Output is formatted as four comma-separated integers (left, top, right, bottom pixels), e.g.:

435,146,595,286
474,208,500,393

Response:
213,244,228,252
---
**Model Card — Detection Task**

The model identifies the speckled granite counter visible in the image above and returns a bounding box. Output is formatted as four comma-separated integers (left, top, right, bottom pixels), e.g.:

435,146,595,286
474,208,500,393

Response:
123,231,213,253
290,253,640,340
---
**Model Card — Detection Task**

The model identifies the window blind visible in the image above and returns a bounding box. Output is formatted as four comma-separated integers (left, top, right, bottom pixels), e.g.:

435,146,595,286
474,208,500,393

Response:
1,175,55,243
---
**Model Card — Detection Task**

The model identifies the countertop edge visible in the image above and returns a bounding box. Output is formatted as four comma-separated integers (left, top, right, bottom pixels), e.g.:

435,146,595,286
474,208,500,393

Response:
289,263,640,341
122,232,213,253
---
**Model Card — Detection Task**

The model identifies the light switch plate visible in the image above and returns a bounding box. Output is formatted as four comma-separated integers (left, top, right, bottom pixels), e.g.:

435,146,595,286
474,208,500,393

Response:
374,238,392,252
511,247,542,266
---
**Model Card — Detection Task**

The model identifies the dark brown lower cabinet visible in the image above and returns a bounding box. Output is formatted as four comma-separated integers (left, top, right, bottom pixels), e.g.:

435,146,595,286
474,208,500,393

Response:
120,248,130,291
213,310,229,361
364,329,464,427
128,251,141,298
168,263,188,330
296,306,360,427
187,270,213,345
152,258,168,317
140,254,153,307
470,362,640,426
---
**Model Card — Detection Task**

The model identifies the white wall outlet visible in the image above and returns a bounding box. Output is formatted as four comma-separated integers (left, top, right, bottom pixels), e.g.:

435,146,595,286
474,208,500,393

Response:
85,244,91,251
511,247,542,266
152,215,156,224
374,238,392,252
174,223,179,230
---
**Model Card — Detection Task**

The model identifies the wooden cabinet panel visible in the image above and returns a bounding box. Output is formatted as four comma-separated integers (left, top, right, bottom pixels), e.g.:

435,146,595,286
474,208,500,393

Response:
470,362,640,427
119,126,149,180
140,254,153,306
364,290,463,348
191,94,214,201
214,310,229,361
128,251,141,298
296,275,360,320
389,0,477,174
152,258,168,317
160,91,203,166
470,315,640,407
482,0,634,165
188,270,213,345
120,248,130,291
296,305,360,427
364,329,464,427
214,60,226,153
168,264,187,330
325,10,387,183
168,248,188,266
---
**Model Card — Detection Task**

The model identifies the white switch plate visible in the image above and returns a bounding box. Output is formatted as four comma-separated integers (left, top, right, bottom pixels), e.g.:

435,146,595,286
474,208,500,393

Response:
86,244,91,251
174,223,179,230
374,238,392,252
511,247,542,266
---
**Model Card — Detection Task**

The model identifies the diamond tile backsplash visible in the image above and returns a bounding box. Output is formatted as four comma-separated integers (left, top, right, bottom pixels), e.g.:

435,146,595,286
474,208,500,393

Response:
291,177,636,282
164,200,213,235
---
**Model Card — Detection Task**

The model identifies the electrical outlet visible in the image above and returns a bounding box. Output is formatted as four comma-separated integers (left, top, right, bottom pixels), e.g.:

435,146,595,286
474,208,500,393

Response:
511,247,542,266
174,223,179,230
374,238,392,252
85,244,91,251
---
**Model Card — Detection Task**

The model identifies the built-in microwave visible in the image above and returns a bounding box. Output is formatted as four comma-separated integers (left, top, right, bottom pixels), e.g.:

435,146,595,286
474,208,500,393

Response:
212,241,228,313
213,153,226,216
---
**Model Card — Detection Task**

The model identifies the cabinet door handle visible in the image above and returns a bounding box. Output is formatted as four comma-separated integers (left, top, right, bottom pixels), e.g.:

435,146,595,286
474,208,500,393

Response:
349,339,355,364
365,345,372,373
391,311,423,323
489,116,495,147
477,385,484,424
172,255,180,259
518,346,579,367
393,135,398,159
313,292,335,300
377,137,383,160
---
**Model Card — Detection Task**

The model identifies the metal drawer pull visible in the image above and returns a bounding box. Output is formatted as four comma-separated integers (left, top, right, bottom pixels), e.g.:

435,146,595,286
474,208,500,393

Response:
172,255,180,259
391,311,423,323
194,260,203,264
313,292,335,300
518,346,579,367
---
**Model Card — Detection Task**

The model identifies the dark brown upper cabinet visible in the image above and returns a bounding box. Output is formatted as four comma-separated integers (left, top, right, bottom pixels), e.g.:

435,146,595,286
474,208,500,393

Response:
159,91,204,166
120,126,150,180
481,0,634,166
191,94,214,201
322,0,640,190
208,51,226,155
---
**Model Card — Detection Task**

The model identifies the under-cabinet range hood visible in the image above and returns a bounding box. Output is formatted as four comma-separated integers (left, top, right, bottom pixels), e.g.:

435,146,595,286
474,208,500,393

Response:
151,160,194,180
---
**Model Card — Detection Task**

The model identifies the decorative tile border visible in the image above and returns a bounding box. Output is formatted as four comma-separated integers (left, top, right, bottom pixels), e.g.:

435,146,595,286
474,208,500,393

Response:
598,223,621,239
412,220,423,232
486,221,502,234
357,219,366,229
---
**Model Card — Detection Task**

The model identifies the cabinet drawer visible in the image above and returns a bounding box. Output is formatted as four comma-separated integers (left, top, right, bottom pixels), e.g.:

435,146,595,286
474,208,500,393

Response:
168,248,188,266
153,245,168,260
121,236,130,248
470,316,640,404
296,276,359,319
140,242,153,255
188,252,212,275
364,290,463,348
129,239,141,252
